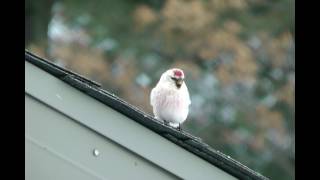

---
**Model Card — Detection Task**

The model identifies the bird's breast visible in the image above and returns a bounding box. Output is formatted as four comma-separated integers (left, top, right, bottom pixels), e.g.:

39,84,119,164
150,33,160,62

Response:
154,88,189,123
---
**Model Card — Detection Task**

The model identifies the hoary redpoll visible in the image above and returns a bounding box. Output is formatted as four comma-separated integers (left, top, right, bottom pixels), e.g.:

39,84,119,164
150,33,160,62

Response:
150,68,191,130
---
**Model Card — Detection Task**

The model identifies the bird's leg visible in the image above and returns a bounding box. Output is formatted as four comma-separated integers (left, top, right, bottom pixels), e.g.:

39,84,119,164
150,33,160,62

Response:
177,123,182,131
163,120,169,126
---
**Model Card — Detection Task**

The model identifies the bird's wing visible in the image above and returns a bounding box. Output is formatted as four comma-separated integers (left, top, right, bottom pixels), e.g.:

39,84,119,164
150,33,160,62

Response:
183,83,191,106
187,93,191,106
150,88,156,106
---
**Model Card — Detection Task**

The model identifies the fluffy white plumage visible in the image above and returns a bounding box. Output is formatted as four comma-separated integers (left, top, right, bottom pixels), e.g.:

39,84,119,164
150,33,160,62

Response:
150,68,191,129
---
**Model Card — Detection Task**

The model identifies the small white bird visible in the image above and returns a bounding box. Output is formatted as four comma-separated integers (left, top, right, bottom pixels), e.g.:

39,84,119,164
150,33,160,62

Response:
150,68,191,130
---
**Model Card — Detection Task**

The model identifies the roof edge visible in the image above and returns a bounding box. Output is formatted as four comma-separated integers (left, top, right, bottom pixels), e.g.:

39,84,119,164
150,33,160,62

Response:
25,49,269,180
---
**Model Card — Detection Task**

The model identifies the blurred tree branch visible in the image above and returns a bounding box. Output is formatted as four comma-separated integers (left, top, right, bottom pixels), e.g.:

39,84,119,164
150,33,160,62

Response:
151,46,223,70
25,0,55,53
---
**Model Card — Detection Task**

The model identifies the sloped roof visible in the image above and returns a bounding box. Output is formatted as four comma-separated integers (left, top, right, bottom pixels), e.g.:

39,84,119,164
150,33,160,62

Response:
25,50,269,180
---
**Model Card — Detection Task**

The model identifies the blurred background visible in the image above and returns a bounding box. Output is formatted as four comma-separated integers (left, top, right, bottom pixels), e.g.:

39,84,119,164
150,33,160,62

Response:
25,0,295,179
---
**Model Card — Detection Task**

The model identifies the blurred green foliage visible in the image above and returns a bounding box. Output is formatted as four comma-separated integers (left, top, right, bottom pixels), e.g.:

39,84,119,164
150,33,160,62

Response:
25,0,295,179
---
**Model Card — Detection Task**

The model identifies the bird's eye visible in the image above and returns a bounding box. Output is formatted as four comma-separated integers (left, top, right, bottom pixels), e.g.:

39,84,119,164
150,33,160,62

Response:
171,77,176,81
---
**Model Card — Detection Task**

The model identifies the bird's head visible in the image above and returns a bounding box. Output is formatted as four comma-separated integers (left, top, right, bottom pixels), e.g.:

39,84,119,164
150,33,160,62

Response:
160,68,185,89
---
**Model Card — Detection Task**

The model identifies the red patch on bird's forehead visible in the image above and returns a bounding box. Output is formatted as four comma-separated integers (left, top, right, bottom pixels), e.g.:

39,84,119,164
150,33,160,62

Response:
173,70,183,77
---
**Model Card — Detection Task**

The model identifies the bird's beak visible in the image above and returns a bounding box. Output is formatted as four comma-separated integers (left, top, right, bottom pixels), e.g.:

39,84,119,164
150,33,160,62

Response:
175,78,183,88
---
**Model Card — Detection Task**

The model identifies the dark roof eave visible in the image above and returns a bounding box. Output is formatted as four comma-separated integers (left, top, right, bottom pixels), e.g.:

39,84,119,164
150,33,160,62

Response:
25,50,269,180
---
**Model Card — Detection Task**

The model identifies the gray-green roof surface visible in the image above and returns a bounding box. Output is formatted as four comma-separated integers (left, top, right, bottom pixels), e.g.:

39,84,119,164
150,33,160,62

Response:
25,50,269,180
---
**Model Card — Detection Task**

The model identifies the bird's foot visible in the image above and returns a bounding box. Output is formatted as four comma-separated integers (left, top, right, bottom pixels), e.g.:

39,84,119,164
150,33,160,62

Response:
163,120,169,126
177,123,182,131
